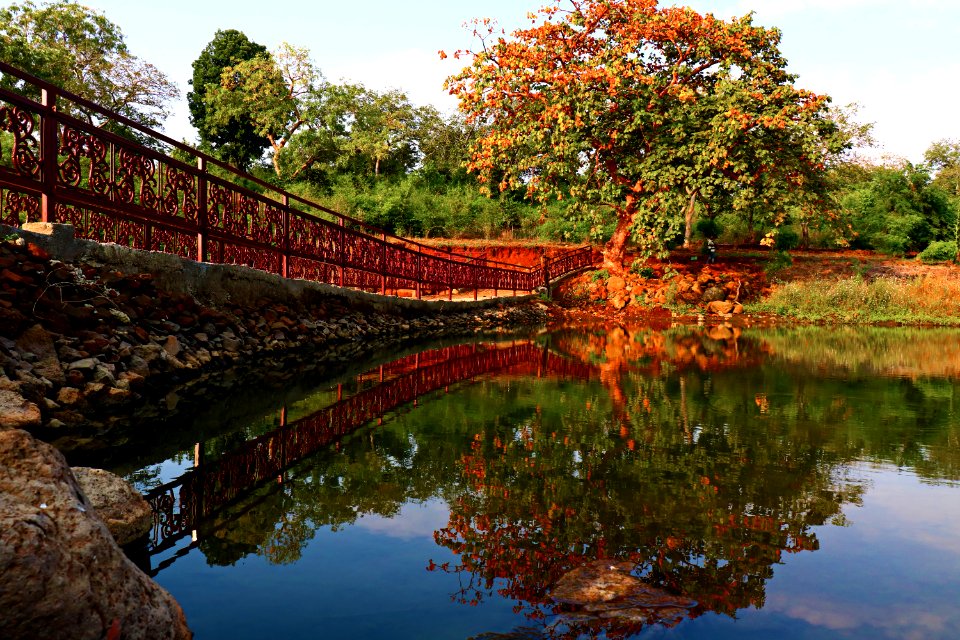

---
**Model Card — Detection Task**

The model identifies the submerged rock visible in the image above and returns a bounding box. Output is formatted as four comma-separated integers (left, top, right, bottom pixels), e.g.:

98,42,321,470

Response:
552,560,641,604
0,429,191,640
551,560,696,629
72,466,153,546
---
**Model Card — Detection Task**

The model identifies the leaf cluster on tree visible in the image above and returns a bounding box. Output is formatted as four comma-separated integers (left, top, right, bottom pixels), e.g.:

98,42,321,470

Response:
445,0,852,268
0,0,178,143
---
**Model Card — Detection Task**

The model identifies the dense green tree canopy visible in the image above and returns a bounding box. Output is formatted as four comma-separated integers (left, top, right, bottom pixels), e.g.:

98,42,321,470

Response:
0,0,178,136
446,0,845,267
188,29,269,169
926,138,960,199
204,42,340,179
840,162,955,255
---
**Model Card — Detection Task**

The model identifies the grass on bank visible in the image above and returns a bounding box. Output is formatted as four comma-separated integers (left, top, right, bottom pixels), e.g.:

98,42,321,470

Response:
749,273,960,325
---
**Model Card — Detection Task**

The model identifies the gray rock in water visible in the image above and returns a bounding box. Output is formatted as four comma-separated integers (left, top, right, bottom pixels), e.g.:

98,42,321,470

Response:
72,467,153,546
0,429,191,640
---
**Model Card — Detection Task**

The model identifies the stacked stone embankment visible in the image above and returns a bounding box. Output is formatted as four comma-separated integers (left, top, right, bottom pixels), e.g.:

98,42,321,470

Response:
0,227,548,436
0,224,549,638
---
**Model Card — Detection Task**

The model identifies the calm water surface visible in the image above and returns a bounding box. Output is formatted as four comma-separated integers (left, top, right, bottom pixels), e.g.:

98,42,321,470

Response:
109,326,960,639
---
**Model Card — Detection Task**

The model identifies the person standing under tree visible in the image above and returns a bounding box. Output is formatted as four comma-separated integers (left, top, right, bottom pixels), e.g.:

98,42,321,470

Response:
705,238,717,264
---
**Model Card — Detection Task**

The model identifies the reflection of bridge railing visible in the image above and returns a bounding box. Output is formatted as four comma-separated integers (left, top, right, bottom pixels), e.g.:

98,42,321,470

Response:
0,61,597,298
143,342,595,565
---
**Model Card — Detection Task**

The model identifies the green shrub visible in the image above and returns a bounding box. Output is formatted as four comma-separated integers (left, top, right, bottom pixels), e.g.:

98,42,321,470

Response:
629,259,655,278
589,269,610,282
695,217,723,239
775,228,800,251
765,250,793,276
918,240,958,263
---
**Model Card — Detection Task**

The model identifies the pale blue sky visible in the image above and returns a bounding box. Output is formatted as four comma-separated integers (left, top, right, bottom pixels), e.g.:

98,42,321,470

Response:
20,0,960,162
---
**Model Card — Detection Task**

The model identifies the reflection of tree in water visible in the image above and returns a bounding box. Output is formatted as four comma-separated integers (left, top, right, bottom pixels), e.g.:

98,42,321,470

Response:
178,325,957,638
430,396,862,638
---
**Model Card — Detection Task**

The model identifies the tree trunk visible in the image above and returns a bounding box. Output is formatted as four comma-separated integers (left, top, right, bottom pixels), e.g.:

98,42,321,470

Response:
603,216,632,271
682,189,698,248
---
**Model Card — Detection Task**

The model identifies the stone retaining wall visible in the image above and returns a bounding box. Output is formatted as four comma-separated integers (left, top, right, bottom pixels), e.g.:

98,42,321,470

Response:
0,224,548,438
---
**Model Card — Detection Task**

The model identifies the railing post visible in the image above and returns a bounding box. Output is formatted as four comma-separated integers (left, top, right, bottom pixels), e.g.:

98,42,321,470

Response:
380,233,386,295
473,260,478,301
196,157,208,263
447,248,453,301
338,218,345,288
281,195,290,279
40,88,58,223
416,246,422,300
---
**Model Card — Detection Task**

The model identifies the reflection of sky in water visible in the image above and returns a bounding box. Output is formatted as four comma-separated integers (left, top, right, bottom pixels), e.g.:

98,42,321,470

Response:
135,329,960,640
152,460,960,640
675,463,960,639
354,499,449,540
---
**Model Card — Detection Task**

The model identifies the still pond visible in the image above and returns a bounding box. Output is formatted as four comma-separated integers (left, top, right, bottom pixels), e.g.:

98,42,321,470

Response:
79,325,960,639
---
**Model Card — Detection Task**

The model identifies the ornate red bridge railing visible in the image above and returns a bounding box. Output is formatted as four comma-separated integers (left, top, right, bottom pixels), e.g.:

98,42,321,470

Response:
0,61,596,298
142,340,596,572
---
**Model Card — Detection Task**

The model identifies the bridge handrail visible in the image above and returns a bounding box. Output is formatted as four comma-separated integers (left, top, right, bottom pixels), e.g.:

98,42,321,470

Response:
0,61,596,295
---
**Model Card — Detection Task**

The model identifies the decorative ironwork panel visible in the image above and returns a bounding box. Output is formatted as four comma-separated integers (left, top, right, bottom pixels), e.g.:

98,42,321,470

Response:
289,212,340,264
250,202,283,246
60,204,148,250
210,239,283,274
151,226,196,260
420,255,452,287
448,260,473,289
148,488,194,550
114,146,159,211
208,182,257,238
0,187,40,226
58,125,110,195
382,243,419,280
0,103,41,179
342,230,384,273
159,164,199,224
288,256,338,284
345,266,381,289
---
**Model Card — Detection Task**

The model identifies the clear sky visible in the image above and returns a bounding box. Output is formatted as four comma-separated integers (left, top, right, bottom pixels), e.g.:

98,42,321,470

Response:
22,0,960,163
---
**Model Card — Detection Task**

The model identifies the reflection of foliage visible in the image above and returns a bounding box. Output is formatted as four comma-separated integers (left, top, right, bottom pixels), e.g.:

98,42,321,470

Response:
430,382,854,636
174,327,959,637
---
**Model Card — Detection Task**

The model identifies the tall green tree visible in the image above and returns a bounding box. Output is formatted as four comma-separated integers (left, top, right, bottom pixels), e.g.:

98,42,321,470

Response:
204,42,342,180
332,84,432,179
925,138,960,199
188,29,269,169
446,0,840,268
0,0,178,137
841,162,955,254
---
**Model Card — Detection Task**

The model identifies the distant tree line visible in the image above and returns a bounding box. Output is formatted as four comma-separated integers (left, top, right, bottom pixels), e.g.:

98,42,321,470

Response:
1,1,957,261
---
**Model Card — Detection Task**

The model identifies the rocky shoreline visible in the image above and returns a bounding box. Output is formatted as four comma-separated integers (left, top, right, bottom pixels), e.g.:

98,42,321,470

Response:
0,227,549,441
0,224,550,640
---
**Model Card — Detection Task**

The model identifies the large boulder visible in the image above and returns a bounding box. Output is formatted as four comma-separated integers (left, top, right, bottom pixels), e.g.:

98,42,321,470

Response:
0,429,191,640
72,467,153,546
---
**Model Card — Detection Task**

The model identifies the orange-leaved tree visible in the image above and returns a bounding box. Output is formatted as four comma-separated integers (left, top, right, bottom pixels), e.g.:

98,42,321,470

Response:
445,0,843,268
